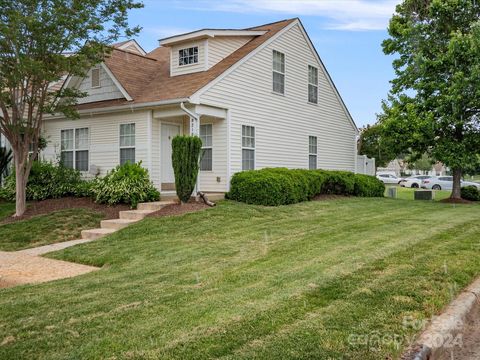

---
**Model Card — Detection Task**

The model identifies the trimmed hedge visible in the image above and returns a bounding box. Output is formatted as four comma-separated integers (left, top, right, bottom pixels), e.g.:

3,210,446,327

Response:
461,186,480,201
0,160,90,201
227,168,385,206
171,135,202,203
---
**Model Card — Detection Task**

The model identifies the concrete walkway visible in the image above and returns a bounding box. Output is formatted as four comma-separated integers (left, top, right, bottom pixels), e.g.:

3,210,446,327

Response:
0,250,98,289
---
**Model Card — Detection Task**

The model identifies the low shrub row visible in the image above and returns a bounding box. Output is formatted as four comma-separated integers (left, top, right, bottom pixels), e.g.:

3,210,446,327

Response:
226,168,385,206
461,186,480,201
0,160,160,208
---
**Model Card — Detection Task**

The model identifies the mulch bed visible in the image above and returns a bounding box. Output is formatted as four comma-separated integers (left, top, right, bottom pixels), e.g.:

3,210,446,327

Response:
146,200,210,218
1,197,130,224
439,198,474,204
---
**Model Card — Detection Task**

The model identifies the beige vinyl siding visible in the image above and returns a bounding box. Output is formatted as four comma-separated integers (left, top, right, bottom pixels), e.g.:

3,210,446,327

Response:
207,36,253,69
77,66,124,104
200,23,357,176
170,40,206,76
42,111,150,179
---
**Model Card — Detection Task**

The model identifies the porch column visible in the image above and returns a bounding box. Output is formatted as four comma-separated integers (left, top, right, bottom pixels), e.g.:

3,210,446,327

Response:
189,115,200,136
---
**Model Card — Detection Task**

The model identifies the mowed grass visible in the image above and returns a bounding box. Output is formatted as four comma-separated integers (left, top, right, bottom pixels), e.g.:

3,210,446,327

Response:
0,201,15,221
0,208,104,251
1,198,480,359
387,186,451,201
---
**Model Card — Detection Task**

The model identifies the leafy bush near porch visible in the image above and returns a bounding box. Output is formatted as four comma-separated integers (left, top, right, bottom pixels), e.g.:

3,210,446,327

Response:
171,135,202,203
461,186,480,201
0,160,91,201
91,161,159,208
227,168,385,206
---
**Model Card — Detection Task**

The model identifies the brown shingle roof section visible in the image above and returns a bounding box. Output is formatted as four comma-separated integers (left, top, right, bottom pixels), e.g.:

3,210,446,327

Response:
79,19,296,110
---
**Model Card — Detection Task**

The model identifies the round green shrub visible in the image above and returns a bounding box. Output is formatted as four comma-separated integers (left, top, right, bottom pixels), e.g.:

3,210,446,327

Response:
353,174,385,197
460,186,480,201
91,161,160,208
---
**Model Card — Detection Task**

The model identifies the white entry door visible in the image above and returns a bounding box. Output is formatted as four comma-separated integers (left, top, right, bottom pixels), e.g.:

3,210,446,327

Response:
161,123,180,184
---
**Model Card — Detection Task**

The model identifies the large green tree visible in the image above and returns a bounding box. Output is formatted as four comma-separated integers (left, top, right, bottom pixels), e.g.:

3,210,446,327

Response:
380,0,480,199
358,124,397,168
0,0,142,216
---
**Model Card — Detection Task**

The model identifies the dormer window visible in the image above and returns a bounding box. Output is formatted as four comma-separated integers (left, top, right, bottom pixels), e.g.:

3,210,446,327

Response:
179,46,199,66
91,67,100,88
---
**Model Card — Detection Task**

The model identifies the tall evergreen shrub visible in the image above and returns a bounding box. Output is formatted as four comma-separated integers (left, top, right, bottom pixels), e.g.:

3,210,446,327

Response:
171,135,202,203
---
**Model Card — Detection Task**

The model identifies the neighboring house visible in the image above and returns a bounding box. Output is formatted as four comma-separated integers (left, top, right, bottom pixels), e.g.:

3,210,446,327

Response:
42,18,359,193
378,159,448,177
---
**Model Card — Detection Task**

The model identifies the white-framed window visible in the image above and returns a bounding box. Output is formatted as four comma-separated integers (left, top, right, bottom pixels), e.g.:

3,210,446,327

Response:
242,125,255,171
61,128,89,171
308,65,318,104
200,124,212,171
179,46,199,66
272,50,285,94
309,136,317,170
119,123,135,165
91,67,100,88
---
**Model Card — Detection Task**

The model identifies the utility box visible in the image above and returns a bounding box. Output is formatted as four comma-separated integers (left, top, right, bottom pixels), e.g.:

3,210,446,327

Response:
387,187,397,198
414,190,434,201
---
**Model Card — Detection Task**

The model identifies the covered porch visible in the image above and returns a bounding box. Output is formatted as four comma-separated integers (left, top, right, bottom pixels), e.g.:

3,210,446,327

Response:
150,103,228,195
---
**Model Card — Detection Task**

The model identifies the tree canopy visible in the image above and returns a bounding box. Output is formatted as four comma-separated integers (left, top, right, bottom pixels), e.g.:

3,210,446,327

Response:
380,0,480,198
358,124,397,168
0,0,142,216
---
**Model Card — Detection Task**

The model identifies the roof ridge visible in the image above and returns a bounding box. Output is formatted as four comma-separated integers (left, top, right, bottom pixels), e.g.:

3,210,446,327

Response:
246,18,298,30
109,47,157,61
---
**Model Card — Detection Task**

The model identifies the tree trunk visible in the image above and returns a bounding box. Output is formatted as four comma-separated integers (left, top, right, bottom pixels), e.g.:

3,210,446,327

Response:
14,155,27,217
451,167,462,200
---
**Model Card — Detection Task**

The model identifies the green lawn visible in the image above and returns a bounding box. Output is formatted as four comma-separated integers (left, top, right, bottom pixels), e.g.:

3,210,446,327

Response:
0,201,15,221
0,208,104,251
1,198,480,359
386,186,452,201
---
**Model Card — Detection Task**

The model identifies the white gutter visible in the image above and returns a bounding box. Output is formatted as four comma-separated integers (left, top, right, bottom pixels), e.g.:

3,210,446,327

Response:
44,98,190,119
179,102,199,124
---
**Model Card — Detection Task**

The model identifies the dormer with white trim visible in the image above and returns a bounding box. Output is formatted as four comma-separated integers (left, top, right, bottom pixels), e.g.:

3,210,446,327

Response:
159,29,266,77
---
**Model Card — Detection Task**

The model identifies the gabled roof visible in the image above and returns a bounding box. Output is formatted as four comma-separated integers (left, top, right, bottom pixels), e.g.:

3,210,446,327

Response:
76,18,296,110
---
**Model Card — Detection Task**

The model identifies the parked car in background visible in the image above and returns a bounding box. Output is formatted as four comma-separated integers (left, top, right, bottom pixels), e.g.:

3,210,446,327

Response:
421,176,480,190
400,175,432,188
376,173,404,184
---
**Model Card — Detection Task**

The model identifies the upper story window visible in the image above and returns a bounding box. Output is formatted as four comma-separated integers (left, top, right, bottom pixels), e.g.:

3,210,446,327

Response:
179,46,199,66
91,67,100,88
308,65,318,104
272,50,285,94
200,124,212,171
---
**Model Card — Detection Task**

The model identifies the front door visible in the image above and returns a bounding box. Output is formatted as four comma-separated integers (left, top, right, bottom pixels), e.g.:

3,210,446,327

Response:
161,123,180,188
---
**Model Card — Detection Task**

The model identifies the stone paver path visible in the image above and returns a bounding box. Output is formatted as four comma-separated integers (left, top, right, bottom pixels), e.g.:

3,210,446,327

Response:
0,250,98,289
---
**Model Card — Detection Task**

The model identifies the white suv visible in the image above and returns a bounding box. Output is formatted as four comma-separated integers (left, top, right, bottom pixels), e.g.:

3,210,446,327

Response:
421,176,480,190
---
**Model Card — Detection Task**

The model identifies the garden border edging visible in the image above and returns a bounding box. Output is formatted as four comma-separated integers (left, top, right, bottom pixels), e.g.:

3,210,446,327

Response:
410,276,480,360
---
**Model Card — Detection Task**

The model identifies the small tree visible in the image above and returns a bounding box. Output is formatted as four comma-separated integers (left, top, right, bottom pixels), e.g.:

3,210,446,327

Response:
381,0,480,199
358,124,396,168
0,0,142,216
171,135,202,204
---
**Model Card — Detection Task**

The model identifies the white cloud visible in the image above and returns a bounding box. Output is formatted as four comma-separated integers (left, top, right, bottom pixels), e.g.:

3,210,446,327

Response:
145,26,193,40
180,0,400,31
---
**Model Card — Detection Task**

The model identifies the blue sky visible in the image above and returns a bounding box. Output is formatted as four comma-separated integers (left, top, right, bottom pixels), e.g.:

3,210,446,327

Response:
126,0,401,127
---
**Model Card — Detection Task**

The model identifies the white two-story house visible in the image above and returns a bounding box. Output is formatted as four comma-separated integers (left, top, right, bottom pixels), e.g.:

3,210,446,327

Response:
42,18,359,194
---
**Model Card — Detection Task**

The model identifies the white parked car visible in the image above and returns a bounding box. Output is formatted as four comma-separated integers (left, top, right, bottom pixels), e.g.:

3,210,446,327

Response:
400,175,432,188
421,176,480,190
376,173,403,184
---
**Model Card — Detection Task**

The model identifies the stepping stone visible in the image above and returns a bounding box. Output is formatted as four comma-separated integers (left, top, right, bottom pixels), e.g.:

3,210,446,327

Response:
81,228,117,240
119,209,155,221
100,218,138,230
